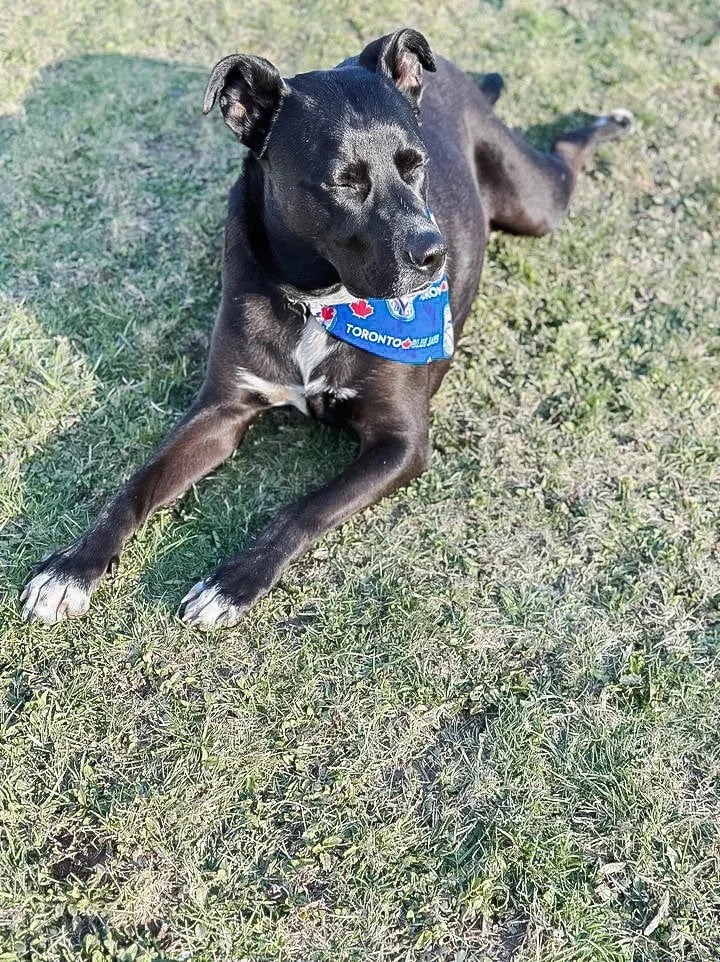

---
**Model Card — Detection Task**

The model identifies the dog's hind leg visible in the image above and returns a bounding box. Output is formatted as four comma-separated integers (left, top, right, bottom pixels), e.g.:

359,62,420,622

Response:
475,107,634,237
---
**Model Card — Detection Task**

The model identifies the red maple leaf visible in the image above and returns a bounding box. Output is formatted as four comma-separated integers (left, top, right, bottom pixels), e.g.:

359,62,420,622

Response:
402,337,412,349
320,305,336,322
350,300,374,319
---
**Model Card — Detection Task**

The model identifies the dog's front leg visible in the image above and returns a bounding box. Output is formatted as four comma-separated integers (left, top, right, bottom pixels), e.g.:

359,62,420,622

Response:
20,394,262,625
181,431,431,629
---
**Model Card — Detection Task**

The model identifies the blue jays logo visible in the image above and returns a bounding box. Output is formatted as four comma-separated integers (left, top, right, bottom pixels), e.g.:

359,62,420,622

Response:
386,297,416,321
419,277,449,301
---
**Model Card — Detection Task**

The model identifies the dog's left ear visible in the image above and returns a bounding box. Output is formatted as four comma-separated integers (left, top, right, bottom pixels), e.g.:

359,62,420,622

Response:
203,54,289,157
358,28,436,108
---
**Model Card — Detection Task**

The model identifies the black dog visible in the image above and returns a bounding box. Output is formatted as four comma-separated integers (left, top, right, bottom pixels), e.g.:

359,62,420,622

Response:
21,28,632,628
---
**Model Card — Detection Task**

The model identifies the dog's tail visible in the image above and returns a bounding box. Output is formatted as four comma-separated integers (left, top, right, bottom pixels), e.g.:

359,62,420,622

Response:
479,72,504,106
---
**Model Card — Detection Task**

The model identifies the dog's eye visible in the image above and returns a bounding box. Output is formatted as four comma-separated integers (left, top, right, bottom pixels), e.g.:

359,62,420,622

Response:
325,161,368,193
395,149,427,182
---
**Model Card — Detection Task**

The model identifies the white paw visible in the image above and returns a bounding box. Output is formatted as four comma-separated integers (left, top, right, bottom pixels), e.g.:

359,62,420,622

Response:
609,107,634,127
594,107,634,133
20,571,92,625
180,580,242,630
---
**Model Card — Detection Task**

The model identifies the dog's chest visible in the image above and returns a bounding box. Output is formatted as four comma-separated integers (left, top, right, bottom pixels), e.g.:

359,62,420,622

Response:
237,320,357,420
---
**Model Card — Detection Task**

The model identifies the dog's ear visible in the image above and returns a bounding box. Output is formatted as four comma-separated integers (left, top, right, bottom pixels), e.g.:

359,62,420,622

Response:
358,28,436,108
203,54,289,157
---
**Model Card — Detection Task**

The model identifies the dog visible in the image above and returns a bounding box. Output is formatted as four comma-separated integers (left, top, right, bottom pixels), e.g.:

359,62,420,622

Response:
20,28,633,628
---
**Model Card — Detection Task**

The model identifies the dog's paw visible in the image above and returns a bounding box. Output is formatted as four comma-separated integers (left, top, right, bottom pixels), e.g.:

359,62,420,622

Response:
609,107,634,128
594,107,634,138
180,580,244,630
20,569,92,625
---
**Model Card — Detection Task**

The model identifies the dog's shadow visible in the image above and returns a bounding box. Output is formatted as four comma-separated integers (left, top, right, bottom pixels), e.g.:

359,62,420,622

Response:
521,109,615,175
2,54,355,614
467,76,607,153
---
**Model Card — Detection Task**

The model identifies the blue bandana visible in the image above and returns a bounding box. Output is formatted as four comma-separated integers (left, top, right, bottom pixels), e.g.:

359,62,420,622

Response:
305,275,453,365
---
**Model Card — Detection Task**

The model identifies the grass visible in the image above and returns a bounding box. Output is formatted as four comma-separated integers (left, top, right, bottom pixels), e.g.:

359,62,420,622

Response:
1,0,719,958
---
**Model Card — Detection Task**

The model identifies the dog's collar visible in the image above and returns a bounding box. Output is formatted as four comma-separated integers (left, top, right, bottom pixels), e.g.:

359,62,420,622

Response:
300,276,453,365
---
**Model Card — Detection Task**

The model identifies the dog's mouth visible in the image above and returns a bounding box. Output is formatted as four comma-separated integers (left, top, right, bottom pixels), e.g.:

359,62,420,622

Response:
309,253,446,303
376,272,445,300
406,274,443,294
344,268,445,302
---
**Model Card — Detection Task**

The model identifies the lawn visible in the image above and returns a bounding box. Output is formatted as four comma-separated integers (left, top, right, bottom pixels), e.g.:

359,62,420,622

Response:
1,0,719,959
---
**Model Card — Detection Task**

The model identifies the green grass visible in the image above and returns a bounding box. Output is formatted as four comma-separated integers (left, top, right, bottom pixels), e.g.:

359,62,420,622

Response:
1,0,719,958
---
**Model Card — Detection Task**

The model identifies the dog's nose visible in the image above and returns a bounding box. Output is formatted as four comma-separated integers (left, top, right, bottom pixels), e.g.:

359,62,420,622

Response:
405,233,447,276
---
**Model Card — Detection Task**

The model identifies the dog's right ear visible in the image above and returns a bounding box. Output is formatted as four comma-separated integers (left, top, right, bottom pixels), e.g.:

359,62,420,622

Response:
203,54,289,157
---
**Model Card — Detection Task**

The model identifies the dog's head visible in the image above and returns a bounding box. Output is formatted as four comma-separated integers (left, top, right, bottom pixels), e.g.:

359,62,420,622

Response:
203,29,446,298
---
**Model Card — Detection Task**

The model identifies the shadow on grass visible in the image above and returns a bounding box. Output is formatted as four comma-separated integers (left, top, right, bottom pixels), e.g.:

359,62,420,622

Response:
465,79,611,152
522,109,601,150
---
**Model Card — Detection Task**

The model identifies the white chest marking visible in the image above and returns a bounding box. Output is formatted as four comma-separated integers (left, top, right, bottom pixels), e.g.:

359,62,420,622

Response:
295,319,335,389
237,321,356,415
236,368,310,413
